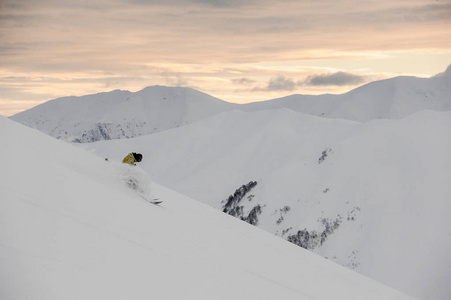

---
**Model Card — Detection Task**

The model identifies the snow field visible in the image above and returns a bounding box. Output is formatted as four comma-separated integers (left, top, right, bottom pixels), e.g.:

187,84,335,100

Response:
0,116,418,300
82,109,451,299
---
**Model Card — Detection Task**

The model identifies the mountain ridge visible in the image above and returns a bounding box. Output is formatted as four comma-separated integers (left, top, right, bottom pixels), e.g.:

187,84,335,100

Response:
10,74,451,142
242,75,451,121
11,85,239,142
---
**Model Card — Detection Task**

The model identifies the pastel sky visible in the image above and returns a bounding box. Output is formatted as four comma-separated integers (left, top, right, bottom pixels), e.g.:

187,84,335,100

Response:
1,0,451,116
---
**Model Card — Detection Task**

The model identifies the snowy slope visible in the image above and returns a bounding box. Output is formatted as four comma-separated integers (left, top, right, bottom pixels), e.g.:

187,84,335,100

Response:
10,74,451,143
10,86,238,142
242,75,451,122
81,108,451,300
0,116,417,300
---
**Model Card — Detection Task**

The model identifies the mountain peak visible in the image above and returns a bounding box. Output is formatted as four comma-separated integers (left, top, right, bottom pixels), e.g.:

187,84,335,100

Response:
434,63,451,77
137,85,186,92
10,85,238,142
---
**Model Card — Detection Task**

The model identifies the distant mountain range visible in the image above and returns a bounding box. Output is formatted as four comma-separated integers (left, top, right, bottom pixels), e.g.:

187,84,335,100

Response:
11,86,239,143
10,74,451,143
243,75,451,121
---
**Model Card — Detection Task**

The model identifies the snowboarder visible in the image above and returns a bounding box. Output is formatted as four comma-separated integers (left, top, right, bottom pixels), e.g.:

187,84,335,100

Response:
122,152,143,166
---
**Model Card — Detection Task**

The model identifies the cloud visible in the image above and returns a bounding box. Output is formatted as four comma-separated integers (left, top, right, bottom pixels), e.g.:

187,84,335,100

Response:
253,75,296,92
303,71,366,86
252,71,367,92
268,75,296,91
232,78,256,85
188,0,260,8
125,0,263,8
158,70,189,86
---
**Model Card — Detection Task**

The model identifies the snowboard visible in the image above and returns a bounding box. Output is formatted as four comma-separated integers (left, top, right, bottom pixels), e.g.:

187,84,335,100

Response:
137,194,162,205
149,198,162,205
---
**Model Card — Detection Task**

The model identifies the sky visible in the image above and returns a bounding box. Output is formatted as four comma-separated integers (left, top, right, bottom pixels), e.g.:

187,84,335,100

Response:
1,0,451,116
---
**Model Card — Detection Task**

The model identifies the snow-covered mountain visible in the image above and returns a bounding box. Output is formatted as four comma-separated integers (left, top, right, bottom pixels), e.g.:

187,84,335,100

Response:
0,116,417,300
10,73,451,142
10,86,239,143
80,108,451,300
243,75,451,122
5,68,451,300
